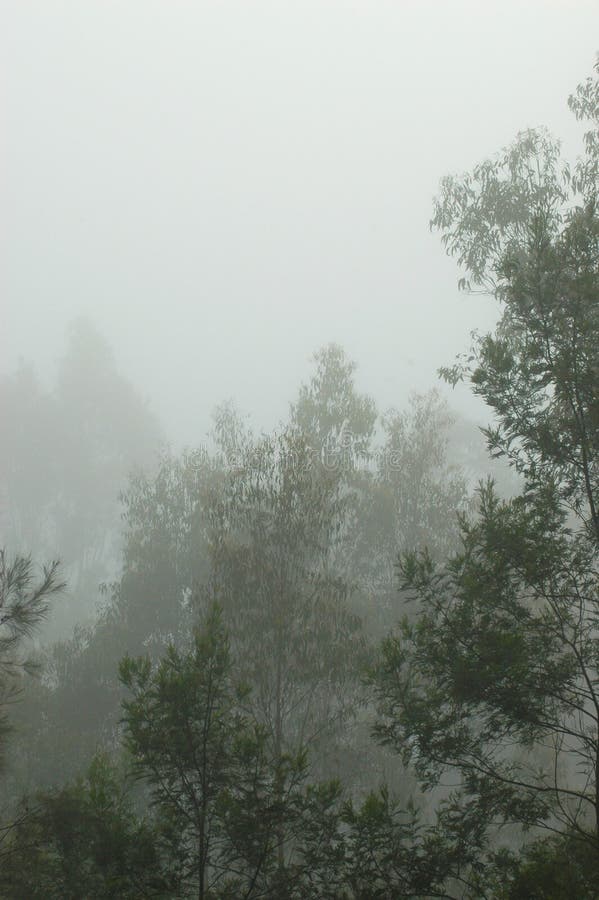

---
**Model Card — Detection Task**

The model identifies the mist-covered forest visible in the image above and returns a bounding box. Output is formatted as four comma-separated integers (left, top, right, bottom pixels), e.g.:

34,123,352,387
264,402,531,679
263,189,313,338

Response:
2,4,599,898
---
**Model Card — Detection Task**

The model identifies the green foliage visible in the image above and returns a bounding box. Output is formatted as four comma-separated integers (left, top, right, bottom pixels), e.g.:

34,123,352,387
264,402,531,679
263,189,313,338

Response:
120,603,313,898
290,343,377,463
567,59,599,196
199,425,364,765
0,551,64,766
24,340,468,800
371,61,599,894
0,754,171,899
374,481,597,827
288,782,491,899
377,391,469,559
495,829,599,899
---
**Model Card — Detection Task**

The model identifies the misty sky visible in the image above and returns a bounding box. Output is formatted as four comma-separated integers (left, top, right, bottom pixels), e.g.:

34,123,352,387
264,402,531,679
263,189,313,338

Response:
3,1,598,446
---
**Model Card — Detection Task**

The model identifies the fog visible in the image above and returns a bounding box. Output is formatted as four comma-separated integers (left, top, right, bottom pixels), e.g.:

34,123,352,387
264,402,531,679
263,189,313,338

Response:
4,1,597,444
2,5,599,892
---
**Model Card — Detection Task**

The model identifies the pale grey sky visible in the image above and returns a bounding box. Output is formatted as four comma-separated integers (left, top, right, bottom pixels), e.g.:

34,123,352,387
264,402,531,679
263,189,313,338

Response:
3,1,598,444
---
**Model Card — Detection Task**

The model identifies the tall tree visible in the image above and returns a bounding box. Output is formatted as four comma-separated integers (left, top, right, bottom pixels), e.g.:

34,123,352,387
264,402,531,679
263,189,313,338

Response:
372,63,599,890
290,343,377,465
0,319,163,637
120,604,311,899
362,391,469,635
200,423,363,769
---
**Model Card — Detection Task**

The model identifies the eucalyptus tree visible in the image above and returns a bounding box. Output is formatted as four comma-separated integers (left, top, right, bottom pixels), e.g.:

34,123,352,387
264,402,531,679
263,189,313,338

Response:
360,391,470,637
290,343,377,465
372,64,599,890
199,422,363,770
